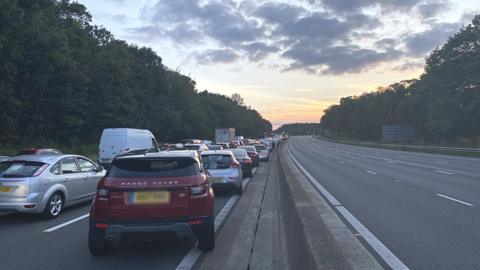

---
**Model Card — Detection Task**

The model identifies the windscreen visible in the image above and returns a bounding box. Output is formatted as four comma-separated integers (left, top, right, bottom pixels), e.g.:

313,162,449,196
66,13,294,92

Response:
232,149,248,158
201,154,232,170
107,158,197,178
0,161,46,178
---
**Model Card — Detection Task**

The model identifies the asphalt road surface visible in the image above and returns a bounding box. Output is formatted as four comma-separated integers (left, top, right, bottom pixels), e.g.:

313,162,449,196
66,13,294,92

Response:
288,136,480,270
0,192,232,270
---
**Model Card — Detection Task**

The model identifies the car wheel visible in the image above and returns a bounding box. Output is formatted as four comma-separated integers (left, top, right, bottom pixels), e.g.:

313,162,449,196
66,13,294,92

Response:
198,216,215,251
235,184,243,195
43,192,64,219
88,224,112,256
247,169,253,178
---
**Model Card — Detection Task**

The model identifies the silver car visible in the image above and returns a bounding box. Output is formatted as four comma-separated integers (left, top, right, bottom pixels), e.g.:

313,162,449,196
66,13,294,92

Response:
0,154,105,218
201,150,243,194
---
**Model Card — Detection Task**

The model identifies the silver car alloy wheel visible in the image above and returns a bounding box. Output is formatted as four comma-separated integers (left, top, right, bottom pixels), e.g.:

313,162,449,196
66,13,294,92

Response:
49,194,63,216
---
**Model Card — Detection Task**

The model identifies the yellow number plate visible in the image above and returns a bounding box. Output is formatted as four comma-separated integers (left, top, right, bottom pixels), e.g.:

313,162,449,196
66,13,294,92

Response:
132,191,170,205
0,186,12,192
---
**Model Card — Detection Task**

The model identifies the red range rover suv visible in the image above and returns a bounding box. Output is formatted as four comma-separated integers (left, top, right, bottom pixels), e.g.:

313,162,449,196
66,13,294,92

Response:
88,149,215,256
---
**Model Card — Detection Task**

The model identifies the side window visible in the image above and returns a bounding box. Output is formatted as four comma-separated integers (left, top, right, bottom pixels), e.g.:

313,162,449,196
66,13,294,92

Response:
50,162,61,175
77,158,96,172
61,157,79,174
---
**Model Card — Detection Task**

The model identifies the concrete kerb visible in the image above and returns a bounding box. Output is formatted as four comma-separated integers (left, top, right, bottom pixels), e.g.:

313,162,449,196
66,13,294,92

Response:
277,144,383,270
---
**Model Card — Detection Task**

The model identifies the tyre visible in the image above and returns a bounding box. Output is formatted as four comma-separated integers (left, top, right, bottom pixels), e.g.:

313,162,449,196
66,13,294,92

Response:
198,216,215,251
88,224,112,256
235,184,243,195
42,192,64,219
246,169,253,178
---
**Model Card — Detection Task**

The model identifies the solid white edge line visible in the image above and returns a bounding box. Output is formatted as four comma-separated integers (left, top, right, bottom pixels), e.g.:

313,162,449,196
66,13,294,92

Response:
288,144,410,270
43,213,90,233
436,194,474,207
435,170,454,175
366,170,378,175
175,195,240,270
175,166,259,270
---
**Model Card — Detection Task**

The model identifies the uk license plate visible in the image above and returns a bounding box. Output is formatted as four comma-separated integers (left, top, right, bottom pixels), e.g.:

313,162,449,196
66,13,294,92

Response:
131,191,170,205
0,186,12,192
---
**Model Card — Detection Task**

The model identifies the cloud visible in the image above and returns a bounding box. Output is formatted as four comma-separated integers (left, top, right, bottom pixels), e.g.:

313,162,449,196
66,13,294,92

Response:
416,1,450,19
195,49,240,64
112,14,127,23
307,0,424,13
404,22,460,56
129,0,464,74
283,43,403,74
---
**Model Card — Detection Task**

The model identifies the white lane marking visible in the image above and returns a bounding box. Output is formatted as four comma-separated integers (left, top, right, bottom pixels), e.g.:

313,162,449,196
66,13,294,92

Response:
435,161,449,164
307,141,465,174
395,180,401,183
435,170,454,175
436,194,475,207
176,166,260,270
366,170,378,175
338,161,345,164
43,213,89,233
176,195,240,270
387,161,396,164
288,146,409,270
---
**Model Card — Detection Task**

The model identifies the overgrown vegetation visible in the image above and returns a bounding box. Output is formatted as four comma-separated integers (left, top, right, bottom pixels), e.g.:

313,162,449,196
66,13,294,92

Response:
0,0,272,149
321,15,480,146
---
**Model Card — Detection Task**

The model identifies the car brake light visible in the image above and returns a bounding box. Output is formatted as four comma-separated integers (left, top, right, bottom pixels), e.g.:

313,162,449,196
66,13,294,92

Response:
244,159,252,164
96,223,109,229
188,219,203,225
33,164,49,177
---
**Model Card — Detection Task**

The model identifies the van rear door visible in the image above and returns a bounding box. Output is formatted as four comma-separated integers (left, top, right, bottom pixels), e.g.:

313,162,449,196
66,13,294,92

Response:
99,132,126,164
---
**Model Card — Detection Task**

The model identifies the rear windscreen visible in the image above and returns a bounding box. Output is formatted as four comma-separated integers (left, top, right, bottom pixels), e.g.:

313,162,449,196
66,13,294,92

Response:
201,154,232,170
0,161,46,178
183,145,200,150
107,158,198,178
255,145,266,151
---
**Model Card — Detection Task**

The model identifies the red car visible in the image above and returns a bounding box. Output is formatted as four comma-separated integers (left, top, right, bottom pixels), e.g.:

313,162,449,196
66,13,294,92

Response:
88,150,215,256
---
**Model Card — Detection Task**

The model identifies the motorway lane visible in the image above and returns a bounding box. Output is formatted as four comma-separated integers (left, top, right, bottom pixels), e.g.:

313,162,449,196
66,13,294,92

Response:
0,193,232,270
288,136,480,270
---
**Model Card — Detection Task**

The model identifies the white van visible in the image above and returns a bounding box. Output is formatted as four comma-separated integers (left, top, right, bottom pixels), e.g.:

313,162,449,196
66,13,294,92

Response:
99,128,158,166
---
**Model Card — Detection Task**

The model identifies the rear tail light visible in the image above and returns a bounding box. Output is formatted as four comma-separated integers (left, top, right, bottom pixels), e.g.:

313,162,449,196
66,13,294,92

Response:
244,159,252,164
231,159,240,168
97,188,110,201
190,185,208,197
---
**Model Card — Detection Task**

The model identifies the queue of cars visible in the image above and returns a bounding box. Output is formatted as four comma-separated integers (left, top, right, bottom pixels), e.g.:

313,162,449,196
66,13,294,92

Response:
0,128,283,256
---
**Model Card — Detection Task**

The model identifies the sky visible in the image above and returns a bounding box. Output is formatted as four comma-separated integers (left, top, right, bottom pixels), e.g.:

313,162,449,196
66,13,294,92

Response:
76,0,480,129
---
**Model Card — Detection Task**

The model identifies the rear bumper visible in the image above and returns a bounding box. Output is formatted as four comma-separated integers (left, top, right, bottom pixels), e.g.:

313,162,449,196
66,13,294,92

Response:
211,177,242,190
94,216,211,243
0,193,44,213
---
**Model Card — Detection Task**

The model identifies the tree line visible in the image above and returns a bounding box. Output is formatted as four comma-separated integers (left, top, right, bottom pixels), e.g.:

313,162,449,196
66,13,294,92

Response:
321,15,480,146
275,123,321,136
0,0,272,148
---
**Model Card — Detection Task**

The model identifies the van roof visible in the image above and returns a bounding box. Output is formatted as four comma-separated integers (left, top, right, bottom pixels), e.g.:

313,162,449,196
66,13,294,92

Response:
102,128,153,135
